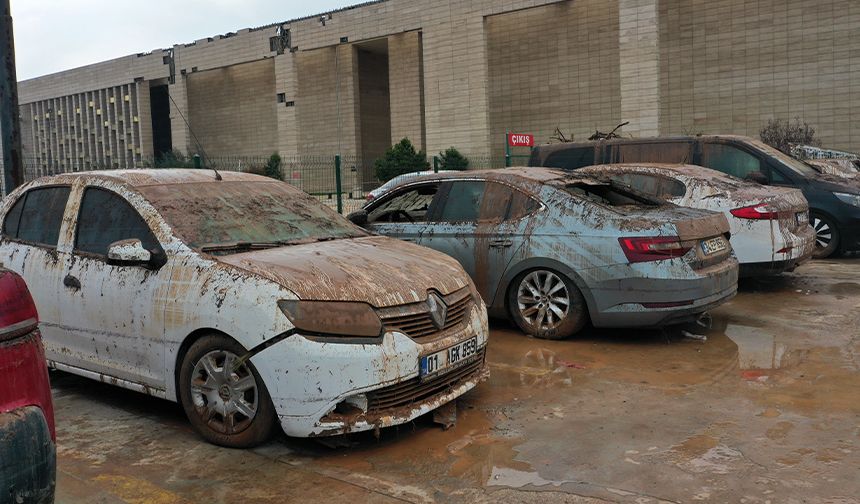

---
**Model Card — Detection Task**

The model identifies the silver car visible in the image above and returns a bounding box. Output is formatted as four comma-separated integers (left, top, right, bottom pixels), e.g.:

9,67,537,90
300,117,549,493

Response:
350,168,739,340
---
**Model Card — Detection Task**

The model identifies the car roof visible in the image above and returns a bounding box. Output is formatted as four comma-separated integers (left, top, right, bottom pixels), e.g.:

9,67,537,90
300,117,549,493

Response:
533,134,759,154
383,167,622,194
578,163,731,179
24,169,272,189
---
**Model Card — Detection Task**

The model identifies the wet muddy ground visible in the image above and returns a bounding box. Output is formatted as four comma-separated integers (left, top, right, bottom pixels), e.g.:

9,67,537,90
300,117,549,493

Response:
51,258,860,503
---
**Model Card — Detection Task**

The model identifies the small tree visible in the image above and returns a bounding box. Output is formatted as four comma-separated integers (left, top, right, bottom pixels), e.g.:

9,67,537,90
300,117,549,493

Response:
438,147,469,171
155,150,196,168
374,138,430,182
264,153,283,180
760,117,821,155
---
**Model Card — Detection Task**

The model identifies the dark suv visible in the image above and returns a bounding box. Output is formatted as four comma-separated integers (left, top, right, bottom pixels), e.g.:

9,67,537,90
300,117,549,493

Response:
529,135,860,258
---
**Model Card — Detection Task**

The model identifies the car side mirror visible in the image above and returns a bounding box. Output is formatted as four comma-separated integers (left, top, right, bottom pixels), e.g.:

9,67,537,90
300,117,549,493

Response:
745,172,769,185
347,210,369,228
107,239,152,267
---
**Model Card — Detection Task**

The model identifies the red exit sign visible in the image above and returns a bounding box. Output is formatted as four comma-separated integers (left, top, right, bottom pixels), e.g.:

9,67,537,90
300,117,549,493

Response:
507,133,535,147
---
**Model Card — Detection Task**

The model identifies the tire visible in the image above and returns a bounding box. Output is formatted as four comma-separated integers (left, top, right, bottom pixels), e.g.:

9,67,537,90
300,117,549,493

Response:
811,213,840,259
507,269,588,340
178,334,276,448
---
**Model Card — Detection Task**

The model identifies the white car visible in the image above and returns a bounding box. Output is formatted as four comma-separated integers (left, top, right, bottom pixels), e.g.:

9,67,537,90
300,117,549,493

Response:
367,170,457,201
577,164,815,276
0,170,489,447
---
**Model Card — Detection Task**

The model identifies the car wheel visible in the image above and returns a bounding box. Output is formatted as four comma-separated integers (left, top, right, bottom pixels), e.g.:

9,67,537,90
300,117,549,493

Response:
507,269,588,340
811,213,840,259
178,334,276,448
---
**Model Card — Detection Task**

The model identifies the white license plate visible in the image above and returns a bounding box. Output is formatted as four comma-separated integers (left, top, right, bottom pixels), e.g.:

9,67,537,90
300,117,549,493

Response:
701,236,728,255
796,211,809,226
420,337,479,379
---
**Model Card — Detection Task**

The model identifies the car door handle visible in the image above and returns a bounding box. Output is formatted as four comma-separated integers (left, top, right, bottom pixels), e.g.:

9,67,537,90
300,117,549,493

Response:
489,239,513,248
63,274,81,291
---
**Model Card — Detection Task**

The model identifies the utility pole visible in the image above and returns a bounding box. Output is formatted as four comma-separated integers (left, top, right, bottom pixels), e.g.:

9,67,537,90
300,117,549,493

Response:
0,0,22,195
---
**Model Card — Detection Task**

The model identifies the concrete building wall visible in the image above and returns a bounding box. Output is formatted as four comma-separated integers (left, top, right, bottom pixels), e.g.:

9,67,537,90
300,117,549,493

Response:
186,58,278,158
357,47,392,169
8,0,860,190
294,45,362,156
388,30,425,151
486,0,622,160
658,0,860,150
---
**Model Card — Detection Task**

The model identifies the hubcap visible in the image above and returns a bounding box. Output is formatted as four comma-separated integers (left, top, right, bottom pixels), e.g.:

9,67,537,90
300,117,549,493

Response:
813,217,832,249
190,350,259,435
517,271,570,331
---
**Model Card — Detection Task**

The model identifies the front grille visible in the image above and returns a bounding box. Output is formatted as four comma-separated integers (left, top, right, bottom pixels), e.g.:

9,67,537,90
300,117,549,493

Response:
366,348,486,414
379,288,473,341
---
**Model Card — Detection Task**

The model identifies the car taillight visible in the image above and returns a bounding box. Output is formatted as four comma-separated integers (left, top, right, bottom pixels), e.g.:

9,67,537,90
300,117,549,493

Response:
618,236,692,263
0,271,39,342
730,203,779,220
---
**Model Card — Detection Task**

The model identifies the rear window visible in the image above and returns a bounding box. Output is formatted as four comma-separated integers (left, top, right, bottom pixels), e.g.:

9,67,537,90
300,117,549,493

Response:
564,183,661,207
543,146,595,170
438,181,485,222
613,173,686,198
479,182,540,222
611,142,693,164
2,187,71,247
75,187,161,256
701,143,762,179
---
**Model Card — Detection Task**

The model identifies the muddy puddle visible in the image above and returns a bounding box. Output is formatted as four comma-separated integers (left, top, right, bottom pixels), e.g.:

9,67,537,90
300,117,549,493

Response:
296,260,860,502
48,259,860,503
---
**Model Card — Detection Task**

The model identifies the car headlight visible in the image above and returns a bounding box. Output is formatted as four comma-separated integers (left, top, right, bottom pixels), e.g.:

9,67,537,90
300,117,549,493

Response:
277,300,382,337
834,192,860,208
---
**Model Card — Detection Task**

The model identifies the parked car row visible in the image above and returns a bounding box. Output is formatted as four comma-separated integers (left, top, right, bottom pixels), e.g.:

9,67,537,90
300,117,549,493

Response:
0,134,844,455
528,135,860,258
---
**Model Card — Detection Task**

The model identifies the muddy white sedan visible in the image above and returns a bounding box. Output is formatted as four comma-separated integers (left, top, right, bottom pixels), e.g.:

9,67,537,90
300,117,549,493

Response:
577,164,816,276
0,170,489,447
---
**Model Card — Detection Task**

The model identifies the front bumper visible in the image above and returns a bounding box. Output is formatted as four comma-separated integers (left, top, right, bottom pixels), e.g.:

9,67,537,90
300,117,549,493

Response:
0,406,56,504
250,303,490,437
587,257,739,328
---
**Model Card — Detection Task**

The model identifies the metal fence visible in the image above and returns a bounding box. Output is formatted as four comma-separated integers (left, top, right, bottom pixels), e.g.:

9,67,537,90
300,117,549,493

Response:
14,152,507,215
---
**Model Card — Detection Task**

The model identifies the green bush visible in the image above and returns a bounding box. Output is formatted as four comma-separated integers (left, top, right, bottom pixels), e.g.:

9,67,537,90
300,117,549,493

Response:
760,117,821,155
374,138,430,183
264,153,283,180
154,150,197,168
438,147,469,171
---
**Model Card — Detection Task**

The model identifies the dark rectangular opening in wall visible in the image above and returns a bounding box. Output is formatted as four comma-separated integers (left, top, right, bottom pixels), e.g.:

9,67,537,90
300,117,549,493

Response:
356,39,391,187
150,85,172,159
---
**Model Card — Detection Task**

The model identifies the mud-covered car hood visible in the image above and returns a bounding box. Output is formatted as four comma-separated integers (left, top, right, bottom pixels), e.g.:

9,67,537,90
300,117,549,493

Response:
217,235,470,307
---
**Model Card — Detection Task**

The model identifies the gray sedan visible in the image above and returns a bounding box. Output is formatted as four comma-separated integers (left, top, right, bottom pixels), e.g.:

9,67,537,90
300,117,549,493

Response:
350,168,739,340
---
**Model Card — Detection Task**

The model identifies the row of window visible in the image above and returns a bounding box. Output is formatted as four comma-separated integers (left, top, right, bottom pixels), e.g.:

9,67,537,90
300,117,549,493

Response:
3,186,159,256
368,181,539,225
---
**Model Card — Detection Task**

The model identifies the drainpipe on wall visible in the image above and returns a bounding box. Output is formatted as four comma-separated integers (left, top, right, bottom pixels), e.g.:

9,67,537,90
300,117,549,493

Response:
0,0,23,195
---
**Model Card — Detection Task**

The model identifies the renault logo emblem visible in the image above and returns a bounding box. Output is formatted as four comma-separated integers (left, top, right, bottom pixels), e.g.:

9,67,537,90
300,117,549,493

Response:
427,293,448,330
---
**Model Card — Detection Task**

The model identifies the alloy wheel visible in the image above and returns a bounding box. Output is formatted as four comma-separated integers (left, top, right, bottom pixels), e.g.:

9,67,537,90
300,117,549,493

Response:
516,270,570,331
190,350,259,435
813,217,832,250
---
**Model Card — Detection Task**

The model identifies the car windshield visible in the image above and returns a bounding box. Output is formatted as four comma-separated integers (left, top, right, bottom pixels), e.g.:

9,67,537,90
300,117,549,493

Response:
743,139,819,177
138,180,366,252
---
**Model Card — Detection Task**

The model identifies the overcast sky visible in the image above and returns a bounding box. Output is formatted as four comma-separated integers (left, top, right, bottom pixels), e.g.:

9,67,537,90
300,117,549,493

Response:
11,0,356,81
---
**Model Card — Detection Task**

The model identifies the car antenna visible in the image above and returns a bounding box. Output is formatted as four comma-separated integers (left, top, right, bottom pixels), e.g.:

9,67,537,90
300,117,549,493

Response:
167,93,221,181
